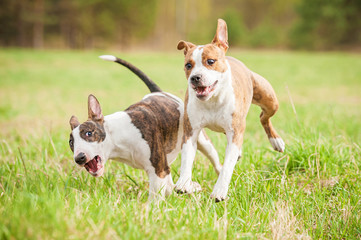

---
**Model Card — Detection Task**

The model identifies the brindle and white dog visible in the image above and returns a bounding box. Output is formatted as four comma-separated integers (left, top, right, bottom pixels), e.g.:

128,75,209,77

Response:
175,19,285,201
69,55,221,200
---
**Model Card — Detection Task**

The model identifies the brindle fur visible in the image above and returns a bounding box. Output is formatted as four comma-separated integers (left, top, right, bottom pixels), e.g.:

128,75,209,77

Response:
79,121,106,143
126,95,180,178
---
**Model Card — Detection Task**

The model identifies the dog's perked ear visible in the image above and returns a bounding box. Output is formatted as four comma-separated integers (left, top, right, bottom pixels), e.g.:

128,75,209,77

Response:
88,94,104,123
69,115,80,130
212,19,229,52
177,40,196,55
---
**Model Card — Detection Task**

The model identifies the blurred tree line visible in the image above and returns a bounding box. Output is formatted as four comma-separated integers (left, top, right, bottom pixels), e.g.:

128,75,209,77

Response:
0,0,360,50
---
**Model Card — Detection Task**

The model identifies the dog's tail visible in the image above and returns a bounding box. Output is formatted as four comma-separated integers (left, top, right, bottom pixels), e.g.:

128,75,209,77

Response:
99,55,162,93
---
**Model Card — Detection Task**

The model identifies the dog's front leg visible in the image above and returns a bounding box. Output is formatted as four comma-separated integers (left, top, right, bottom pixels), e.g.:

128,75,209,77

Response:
197,130,222,175
210,130,243,202
148,170,174,201
175,129,202,194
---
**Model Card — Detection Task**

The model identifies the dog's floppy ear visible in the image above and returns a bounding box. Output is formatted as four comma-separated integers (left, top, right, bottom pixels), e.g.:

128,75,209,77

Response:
88,94,104,123
212,19,229,52
177,40,196,55
69,115,80,130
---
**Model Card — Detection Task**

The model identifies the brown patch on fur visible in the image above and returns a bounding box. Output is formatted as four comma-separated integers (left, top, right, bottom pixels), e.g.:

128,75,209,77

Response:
79,121,106,143
201,44,228,73
126,94,180,178
252,90,262,102
227,56,253,147
69,133,74,152
184,58,196,80
182,89,193,144
228,56,282,144
183,44,228,80
177,40,196,56
251,71,280,139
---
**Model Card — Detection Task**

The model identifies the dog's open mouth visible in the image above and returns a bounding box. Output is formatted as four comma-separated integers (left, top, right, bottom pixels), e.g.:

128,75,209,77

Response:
193,80,218,99
84,155,103,177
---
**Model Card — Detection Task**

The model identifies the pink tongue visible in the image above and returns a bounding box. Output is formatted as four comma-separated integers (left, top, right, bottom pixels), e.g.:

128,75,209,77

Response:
197,87,208,94
86,158,98,172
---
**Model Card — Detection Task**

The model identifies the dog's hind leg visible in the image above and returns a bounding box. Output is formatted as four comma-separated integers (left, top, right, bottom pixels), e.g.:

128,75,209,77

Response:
251,71,285,152
197,129,222,175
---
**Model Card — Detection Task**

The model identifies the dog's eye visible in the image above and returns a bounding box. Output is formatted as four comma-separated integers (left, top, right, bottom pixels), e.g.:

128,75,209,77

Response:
185,63,192,70
69,139,73,147
85,131,92,137
207,59,216,65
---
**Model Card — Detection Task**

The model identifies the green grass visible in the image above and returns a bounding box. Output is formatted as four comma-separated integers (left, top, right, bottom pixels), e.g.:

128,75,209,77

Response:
0,48,361,239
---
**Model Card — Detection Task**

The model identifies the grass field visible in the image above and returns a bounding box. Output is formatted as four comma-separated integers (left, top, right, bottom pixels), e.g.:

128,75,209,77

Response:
0,48,360,239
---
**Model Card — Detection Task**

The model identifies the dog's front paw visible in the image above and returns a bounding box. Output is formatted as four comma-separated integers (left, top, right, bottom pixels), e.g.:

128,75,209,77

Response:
269,137,285,152
175,178,202,194
210,184,229,202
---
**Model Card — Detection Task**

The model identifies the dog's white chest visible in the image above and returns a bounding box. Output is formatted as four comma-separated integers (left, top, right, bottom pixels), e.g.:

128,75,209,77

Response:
187,87,236,132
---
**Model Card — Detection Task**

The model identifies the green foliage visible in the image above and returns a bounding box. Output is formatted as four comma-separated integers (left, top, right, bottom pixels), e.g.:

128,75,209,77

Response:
1,0,360,50
290,0,361,50
0,49,361,238
248,23,281,48
221,8,249,46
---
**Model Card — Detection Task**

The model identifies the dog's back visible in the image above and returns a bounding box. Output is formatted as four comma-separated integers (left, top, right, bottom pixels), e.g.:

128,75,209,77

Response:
125,92,184,176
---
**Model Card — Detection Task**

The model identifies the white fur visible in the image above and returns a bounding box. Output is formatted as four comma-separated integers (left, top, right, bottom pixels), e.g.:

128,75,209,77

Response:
177,38,285,201
210,135,240,201
188,47,227,101
269,137,285,152
176,53,242,201
72,127,102,160
72,93,220,201
104,112,151,169
142,92,165,100
175,136,202,193
99,55,117,62
197,131,222,175
148,170,174,200
187,60,234,132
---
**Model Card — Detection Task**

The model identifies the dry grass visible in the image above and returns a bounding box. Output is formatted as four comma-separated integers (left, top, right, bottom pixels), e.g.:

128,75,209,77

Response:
270,201,311,240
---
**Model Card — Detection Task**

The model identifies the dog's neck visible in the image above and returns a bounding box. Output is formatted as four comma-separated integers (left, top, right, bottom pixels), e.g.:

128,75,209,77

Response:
101,112,146,169
102,112,134,161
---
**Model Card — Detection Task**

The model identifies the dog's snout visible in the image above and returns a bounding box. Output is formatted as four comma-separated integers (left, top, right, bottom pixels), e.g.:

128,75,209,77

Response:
191,74,202,84
75,152,87,164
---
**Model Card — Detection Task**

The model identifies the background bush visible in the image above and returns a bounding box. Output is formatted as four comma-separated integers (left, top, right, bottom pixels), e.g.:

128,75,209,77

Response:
1,0,360,50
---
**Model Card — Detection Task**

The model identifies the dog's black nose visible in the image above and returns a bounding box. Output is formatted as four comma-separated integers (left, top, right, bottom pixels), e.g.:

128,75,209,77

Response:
191,74,202,83
75,152,87,165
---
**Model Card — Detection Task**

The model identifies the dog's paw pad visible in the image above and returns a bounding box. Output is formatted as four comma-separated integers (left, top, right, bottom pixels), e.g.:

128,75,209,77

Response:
269,137,285,152
214,196,229,202
211,194,228,202
176,189,185,194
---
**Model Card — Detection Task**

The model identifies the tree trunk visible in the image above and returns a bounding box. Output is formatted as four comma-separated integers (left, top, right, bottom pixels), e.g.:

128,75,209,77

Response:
33,0,44,49
16,1,27,47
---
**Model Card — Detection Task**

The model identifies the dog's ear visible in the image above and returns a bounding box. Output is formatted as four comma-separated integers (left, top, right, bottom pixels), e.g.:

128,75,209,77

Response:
212,19,229,52
88,94,104,123
177,40,196,55
70,115,80,130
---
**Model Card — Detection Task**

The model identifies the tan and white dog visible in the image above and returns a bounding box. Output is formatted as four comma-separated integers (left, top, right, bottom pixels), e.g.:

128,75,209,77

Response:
69,55,221,200
175,19,285,201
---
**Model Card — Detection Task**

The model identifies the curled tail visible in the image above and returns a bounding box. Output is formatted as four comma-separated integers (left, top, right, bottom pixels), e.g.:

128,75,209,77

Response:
99,55,162,93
